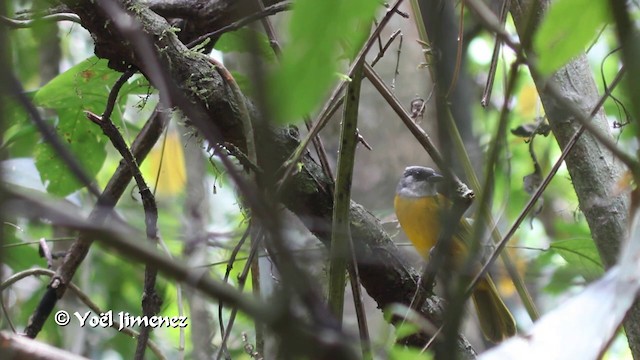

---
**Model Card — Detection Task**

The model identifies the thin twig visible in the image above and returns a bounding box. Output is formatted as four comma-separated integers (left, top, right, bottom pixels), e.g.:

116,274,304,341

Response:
209,58,257,174
255,0,282,57
391,30,403,90
370,29,402,67
0,13,80,27
186,2,293,49
445,1,465,98
481,0,510,107
217,229,264,360
85,69,161,360
218,224,252,359
0,296,17,333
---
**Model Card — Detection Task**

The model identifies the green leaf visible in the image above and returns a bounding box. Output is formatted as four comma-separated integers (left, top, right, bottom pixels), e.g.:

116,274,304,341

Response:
32,56,122,196
389,345,433,360
534,0,609,75
231,71,253,96
3,123,39,158
2,225,42,270
215,27,276,63
2,97,35,158
543,265,582,294
549,238,604,281
4,95,31,129
394,321,421,340
270,0,380,123
34,109,107,196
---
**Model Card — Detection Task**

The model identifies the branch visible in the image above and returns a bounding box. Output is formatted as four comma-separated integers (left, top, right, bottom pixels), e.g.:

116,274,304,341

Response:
0,331,88,360
84,69,162,360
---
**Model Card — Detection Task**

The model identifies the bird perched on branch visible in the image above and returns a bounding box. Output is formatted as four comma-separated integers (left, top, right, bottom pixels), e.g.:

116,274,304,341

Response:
394,166,516,343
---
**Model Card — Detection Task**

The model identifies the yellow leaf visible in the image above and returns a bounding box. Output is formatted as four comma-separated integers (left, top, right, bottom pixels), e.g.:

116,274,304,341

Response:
144,130,186,197
517,83,541,119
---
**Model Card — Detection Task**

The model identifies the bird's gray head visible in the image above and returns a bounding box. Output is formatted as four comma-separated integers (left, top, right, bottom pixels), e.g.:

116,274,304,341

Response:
396,166,443,198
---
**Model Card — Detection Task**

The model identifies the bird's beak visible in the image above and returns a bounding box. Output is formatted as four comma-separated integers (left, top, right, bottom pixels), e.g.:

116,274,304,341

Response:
429,173,444,183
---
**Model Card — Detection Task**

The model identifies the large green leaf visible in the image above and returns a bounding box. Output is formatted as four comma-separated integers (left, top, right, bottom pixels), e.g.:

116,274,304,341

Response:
534,0,609,75
32,57,146,196
270,0,380,123
33,108,107,196
549,238,604,281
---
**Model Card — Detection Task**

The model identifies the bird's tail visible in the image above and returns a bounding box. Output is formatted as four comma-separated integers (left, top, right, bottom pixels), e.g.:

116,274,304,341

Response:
471,275,517,343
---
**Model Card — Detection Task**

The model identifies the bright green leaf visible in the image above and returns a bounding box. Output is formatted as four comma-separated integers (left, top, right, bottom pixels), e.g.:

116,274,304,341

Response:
32,57,124,196
393,321,421,340
534,0,609,75
336,73,352,82
34,108,107,196
2,226,42,270
4,95,31,129
549,238,604,281
3,123,39,158
34,57,123,109
270,0,380,123
389,345,433,360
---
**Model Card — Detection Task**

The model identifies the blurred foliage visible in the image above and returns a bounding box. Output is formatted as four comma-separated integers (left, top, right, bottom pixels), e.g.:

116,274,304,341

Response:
388,346,433,360
534,0,611,74
215,27,276,64
269,0,381,123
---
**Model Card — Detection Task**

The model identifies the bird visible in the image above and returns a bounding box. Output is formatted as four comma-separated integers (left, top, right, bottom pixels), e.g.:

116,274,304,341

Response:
394,166,516,343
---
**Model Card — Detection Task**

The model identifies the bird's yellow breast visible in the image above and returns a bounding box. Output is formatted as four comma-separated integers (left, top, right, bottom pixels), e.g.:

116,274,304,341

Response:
394,194,466,259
